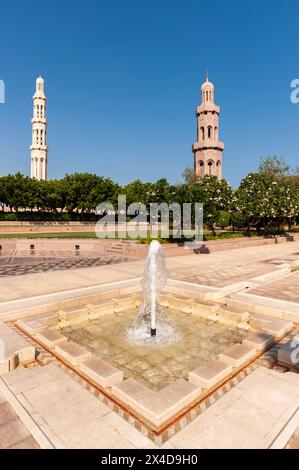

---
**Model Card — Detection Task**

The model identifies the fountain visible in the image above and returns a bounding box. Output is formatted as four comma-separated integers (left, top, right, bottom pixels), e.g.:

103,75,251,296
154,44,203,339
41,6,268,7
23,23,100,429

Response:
127,240,179,345
142,240,167,337
57,241,251,391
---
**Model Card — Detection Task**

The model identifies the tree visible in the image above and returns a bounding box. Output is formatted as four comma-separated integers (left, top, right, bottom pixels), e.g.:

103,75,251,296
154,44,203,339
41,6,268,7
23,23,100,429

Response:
186,176,234,234
63,173,119,216
0,176,8,211
182,166,198,184
259,156,290,179
236,173,299,232
0,173,30,212
258,157,299,229
124,180,150,207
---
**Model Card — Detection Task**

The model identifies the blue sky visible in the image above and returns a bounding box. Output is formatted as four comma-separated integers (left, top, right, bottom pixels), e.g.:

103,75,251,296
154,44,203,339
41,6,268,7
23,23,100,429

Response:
0,0,298,187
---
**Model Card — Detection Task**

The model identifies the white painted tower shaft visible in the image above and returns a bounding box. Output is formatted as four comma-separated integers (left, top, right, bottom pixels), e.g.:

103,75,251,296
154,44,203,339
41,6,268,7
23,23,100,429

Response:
30,76,48,180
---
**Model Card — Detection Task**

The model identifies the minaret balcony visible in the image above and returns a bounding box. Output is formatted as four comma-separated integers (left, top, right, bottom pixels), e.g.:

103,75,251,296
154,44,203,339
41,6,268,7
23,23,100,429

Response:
196,104,220,115
192,141,224,151
31,118,47,124
30,144,48,151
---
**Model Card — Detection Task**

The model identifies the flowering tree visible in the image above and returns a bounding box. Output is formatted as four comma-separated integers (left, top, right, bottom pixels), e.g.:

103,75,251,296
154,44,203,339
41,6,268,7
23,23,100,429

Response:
236,173,299,232
184,176,234,234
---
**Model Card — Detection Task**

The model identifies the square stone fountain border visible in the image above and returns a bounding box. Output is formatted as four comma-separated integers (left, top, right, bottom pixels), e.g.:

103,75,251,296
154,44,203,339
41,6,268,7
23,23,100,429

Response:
4,275,295,442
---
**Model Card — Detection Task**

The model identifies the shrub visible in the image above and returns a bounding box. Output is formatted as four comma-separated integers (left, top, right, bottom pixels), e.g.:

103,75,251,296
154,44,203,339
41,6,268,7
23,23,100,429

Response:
216,210,231,229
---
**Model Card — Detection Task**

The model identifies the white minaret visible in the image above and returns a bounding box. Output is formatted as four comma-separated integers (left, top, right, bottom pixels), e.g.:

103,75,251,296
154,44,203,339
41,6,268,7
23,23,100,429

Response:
30,76,48,180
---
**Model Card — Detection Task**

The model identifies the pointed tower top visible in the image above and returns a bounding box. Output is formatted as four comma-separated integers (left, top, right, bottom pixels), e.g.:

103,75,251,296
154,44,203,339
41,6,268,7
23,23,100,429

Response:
201,74,214,90
206,67,209,82
35,75,45,96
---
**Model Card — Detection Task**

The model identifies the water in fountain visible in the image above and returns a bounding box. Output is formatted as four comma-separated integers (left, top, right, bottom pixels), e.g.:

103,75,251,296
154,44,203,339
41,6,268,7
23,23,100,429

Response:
127,240,180,346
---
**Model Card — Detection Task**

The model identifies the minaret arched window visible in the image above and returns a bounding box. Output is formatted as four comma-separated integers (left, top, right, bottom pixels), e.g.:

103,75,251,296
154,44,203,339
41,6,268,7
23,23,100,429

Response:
214,127,218,140
216,160,221,178
208,126,212,139
200,127,205,140
208,160,213,176
199,160,204,177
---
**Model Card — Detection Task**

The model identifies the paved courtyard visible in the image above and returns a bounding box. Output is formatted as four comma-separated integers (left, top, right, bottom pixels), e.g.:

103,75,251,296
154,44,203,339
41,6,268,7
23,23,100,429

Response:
0,242,298,304
0,391,39,449
0,251,130,277
0,241,298,449
249,271,299,304
1,363,299,449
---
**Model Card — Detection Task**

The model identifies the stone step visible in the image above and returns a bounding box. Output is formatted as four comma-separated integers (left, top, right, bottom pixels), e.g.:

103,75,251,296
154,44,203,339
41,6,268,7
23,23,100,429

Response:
59,306,89,323
112,378,201,428
166,295,194,312
0,321,36,374
113,295,138,312
105,243,124,254
35,328,67,349
249,312,276,328
87,300,115,319
189,360,232,390
191,300,219,320
55,341,91,366
218,344,257,368
260,319,293,340
242,332,275,352
165,294,222,319
17,313,59,336
250,314,293,339
218,306,249,325
227,294,296,321
16,318,47,336
164,285,209,301
80,357,123,388
224,297,256,314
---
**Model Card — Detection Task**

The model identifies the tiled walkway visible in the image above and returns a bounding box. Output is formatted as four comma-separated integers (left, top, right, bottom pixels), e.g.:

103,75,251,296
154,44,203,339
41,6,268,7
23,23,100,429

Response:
286,427,299,448
0,242,298,303
0,253,130,277
1,364,299,449
249,271,299,304
0,391,39,449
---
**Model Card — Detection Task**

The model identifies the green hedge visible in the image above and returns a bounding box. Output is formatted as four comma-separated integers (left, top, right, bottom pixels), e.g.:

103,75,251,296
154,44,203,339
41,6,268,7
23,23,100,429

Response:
0,211,99,222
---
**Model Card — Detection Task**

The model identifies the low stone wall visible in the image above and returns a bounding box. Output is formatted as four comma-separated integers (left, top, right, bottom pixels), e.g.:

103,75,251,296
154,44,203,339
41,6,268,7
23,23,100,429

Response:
0,234,295,258
196,234,290,254
0,221,96,233
0,221,164,234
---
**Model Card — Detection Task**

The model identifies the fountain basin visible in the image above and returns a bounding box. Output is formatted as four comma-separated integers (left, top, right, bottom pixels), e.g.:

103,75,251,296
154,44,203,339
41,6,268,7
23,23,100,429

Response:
13,287,293,434
60,307,248,391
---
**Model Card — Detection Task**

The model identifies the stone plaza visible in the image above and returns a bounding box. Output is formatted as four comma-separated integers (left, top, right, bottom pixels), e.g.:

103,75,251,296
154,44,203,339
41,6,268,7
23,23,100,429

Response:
0,237,299,449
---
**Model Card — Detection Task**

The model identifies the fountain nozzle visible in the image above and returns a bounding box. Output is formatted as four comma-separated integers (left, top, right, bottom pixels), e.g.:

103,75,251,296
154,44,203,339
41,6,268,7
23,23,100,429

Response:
151,328,156,337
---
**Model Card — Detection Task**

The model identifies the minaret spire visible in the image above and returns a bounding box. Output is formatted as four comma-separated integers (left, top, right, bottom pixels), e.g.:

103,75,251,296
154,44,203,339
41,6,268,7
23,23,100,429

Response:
192,75,224,180
30,76,48,180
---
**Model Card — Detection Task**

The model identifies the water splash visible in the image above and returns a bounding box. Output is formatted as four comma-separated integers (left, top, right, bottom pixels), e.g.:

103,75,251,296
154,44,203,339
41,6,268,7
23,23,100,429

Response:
127,240,179,346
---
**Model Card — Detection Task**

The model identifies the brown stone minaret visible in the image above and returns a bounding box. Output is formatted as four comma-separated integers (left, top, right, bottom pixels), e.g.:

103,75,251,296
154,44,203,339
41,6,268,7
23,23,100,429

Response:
192,75,224,179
